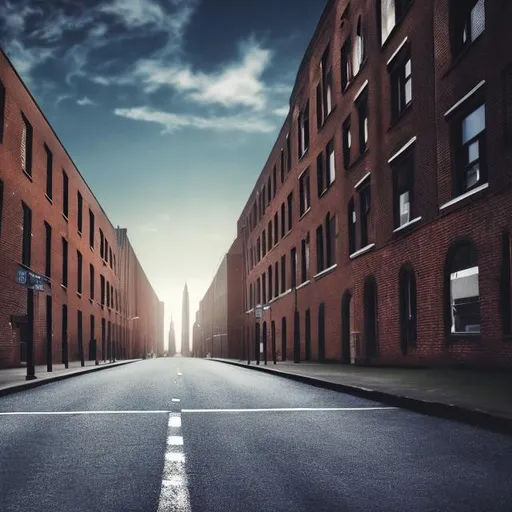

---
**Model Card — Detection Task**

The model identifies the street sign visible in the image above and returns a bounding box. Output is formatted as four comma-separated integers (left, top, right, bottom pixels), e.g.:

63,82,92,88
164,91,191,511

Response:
255,306,263,319
16,267,46,292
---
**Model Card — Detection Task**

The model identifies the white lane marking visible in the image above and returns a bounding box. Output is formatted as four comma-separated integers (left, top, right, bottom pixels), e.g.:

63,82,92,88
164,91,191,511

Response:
0,410,170,416
177,372,183,376
158,413,191,512
169,416,182,428
181,407,397,413
171,399,181,403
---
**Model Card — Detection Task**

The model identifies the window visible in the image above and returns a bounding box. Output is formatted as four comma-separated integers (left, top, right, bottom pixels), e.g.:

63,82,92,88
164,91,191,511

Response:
503,65,512,146
399,264,417,354
273,166,277,197
390,48,412,119
0,180,3,237
286,135,291,172
256,277,261,304
100,229,104,259
353,17,365,75
450,0,485,57
446,242,480,334
298,102,310,158
21,114,33,177
280,149,285,183
281,203,285,237
45,145,53,200
77,251,83,294
356,90,369,154
22,202,32,267
77,192,83,234
100,275,105,306
262,272,267,304
257,237,261,262
326,139,335,186
453,103,487,195
501,232,512,335
0,79,5,143
274,213,278,244
89,210,95,248
316,154,324,196
392,151,414,228
359,183,371,247
343,117,352,168
62,171,69,218
299,169,311,215
318,45,333,127
287,193,293,232
380,0,413,44
268,221,272,249
348,198,356,255
249,283,253,308
341,38,352,90
62,237,68,287
107,280,110,308
268,265,273,299
262,229,267,256
316,225,324,273
281,255,286,293
105,239,109,263
90,264,95,300
301,236,310,282
325,213,336,268
275,262,279,297
267,177,271,204
44,222,51,278
291,247,297,288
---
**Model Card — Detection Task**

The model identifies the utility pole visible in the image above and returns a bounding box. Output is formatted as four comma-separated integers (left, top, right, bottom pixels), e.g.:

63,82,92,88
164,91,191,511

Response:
26,288,36,380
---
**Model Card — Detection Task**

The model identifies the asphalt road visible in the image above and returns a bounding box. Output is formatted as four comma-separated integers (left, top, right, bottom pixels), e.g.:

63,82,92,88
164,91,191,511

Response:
0,358,511,512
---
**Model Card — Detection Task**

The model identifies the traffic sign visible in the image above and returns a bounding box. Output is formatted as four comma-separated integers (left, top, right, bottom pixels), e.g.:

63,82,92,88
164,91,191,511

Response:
255,306,263,319
16,267,46,292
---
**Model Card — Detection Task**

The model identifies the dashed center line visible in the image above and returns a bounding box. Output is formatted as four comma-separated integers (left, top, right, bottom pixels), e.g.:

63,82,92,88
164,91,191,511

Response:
157,413,191,512
171,399,181,403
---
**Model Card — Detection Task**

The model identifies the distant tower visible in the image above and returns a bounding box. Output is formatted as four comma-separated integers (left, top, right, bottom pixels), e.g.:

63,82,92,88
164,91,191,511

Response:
181,283,190,356
168,315,176,357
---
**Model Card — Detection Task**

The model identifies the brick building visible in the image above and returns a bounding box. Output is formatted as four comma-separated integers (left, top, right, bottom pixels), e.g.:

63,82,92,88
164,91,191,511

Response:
0,47,161,368
234,0,512,368
194,238,244,359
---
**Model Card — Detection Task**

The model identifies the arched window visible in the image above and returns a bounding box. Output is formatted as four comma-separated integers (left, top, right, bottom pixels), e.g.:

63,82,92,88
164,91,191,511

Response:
445,241,480,334
353,16,365,75
399,264,417,355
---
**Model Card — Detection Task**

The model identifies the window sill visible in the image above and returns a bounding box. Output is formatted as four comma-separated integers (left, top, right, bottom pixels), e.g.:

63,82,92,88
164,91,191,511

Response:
298,147,309,163
350,243,375,260
342,59,368,96
78,231,82,238
296,279,311,290
89,298,94,305
314,264,338,281
439,183,488,211
393,216,422,234
90,246,94,252
279,288,293,299
354,172,371,190
447,333,482,343
23,170,33,182
299,207,311,220
61,284,67,292
62,213,69,223
388,102,413,131
45,194,53,205
245,308,255,314
443,33,485,79
317,105,337,133
319,180,335,199
77,292,82,298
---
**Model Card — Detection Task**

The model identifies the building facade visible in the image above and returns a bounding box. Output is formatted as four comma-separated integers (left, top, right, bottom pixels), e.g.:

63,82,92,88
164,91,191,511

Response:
0,47,161,368
168,316,176,357
181,283,190,356
235,0,512,368
194,238,244,359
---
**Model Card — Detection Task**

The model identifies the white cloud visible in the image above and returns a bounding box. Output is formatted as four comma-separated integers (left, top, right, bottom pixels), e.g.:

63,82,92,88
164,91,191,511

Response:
273,106,289,117
135,39,273,110
55,93,73,106
99,0,166,28
3,40,54,85
77,96,96,106
114,106,275,134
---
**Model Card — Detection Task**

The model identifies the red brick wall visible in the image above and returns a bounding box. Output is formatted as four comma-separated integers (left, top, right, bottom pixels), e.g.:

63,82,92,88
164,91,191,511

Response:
235,0,512,368
0,49,160,368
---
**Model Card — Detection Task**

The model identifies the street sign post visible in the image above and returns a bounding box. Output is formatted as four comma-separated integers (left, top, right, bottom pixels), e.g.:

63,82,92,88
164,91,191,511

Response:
16,267,47,381
255,306,263,319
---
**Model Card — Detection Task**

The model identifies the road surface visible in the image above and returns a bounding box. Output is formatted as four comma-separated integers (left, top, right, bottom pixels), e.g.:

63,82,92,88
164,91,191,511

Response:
0,358,511,511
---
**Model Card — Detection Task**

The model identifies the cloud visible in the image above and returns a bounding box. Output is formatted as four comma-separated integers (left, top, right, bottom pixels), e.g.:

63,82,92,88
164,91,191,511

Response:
273,106,289,117
138,225,159,233
135,38,273,110
55,93,74,107
114,106,275,134
3,39,54,86
77,96,96,106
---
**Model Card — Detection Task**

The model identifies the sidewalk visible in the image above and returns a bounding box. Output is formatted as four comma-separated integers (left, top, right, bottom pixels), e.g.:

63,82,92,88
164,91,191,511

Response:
211,359,512,433
0,359,140,396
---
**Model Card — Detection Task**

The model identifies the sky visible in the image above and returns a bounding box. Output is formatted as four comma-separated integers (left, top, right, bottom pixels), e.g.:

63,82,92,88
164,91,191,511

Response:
0,0,326,352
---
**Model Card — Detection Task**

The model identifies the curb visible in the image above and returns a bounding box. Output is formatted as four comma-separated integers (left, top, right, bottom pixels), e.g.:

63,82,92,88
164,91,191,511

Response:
0,360,141,398
211,359,512,436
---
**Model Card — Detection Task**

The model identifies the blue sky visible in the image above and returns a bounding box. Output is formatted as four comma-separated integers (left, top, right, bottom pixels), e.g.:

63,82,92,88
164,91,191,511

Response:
0,0,326,351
